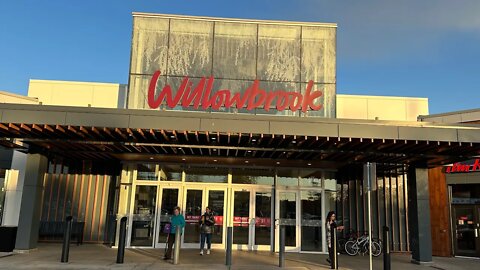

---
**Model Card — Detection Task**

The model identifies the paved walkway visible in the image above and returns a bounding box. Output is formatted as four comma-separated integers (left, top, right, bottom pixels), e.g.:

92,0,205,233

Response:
0,243,478,269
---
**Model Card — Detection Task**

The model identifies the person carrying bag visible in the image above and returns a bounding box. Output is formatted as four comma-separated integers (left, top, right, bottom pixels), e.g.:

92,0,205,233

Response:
198,206,215,255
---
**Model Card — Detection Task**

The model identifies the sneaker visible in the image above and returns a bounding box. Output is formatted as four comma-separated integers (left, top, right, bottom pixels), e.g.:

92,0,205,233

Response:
200,250,204,256
206,249,211,255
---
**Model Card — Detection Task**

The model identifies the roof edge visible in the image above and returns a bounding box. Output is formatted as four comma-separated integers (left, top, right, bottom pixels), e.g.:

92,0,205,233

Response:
131,12,337,28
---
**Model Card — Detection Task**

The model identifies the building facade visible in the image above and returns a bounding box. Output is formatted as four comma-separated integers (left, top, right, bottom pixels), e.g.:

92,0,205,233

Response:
0,13,478,264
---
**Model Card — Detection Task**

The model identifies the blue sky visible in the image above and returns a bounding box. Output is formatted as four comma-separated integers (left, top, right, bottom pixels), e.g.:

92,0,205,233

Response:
1,0,479,114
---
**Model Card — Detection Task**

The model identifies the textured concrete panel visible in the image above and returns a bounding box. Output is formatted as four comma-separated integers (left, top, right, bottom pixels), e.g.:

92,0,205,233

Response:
399,127,457,142
1,109,66,125
65,112,130,128
129,115,201,130
200,118,270,134
457,129,480,143
339,124,398,139
270,121,338,137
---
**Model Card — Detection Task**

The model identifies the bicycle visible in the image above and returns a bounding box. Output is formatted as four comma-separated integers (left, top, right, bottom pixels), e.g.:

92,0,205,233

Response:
344,234,382,257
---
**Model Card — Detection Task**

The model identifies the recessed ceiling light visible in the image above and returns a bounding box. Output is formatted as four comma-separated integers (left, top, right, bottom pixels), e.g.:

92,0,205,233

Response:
149,157,154,160
213,159,217,162
247,150,252,153
276,161,280,165
170,135,175,139
213,149,217,151
211,137,216,140
307,163,312,166
292,140,296,144
245,160,249,163
252,139,257,142
178,147,182,150
182,158,186,161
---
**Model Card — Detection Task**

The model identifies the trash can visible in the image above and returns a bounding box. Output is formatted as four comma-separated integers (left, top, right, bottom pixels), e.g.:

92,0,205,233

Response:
0,226,17,252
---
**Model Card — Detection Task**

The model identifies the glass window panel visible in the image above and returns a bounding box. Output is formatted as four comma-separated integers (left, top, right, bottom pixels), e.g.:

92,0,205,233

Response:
160,164,182,181
131,17,169,75
233,191,250,245
208,190,225,244
255,192,272,245
231,167,274,185
301,191,322,251
184,189,203,243
279,192,296,246
128,74,167,109
185,167,228,183
168,19,213,77
277,169,299,186
131,185,157,247
213,22,257,80
300,83,335,118
136,164,158,181
301,27,336,84
158,188,179,239
257,25,300,82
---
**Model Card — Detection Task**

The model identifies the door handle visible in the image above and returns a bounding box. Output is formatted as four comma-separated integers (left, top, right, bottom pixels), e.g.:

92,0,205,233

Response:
475,229,479,238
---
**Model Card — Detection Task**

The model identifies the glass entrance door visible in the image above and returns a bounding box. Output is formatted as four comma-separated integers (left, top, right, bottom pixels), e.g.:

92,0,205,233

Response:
183,187,226,248
233,190,251,249
452,205,480,257
155,186,181,248
300,191,322,251
276,190,300,251
231,188,273,251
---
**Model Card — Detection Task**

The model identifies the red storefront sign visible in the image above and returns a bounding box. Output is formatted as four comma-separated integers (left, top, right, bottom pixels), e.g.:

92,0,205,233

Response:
148,71,323,112
445,159,480,173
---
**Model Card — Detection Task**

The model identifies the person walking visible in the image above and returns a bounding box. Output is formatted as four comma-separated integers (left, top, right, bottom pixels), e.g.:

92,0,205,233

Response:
199,206,215,255
163,206,185,260
326,211,344,265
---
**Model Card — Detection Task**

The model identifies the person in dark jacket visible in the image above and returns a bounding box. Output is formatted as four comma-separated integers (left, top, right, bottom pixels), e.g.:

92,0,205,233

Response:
199,206,215,255
326,211,344,265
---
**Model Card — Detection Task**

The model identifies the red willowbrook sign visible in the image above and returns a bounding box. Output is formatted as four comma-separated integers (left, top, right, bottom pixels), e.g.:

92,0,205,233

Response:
147,71,323,112
445,159,480,173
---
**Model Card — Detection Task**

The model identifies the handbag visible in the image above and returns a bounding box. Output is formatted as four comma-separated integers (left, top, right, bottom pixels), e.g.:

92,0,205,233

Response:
163,223,171,234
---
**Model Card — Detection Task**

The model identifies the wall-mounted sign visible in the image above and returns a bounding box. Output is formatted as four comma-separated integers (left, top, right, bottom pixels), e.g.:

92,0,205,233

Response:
148,71,323,112
445,159,480,173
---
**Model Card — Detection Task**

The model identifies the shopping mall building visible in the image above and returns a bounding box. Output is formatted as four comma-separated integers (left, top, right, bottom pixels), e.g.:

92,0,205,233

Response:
0,13,479,263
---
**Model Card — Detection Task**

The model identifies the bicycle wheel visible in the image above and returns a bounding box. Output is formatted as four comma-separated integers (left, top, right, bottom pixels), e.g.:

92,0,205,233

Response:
345,240,358,256
371,241,382,257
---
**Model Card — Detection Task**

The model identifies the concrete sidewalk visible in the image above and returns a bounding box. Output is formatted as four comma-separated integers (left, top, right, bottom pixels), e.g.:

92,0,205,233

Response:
0,243,478,270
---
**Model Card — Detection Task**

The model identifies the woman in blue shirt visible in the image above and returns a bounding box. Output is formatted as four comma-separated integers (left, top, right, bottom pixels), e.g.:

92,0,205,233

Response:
164,206,185,260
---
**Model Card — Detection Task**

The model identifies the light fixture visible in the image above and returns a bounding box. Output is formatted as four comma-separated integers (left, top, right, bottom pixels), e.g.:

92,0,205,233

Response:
211,137,216,140
178,147,182,150
247,150,252,153
213,149,217,151
170,135,175,139
245,160,249,163
307,163,312,166
292,140,296,144
213,159,217,162
149,157,154,160
276,161,280,165
252,139,257,142
182,158,186,161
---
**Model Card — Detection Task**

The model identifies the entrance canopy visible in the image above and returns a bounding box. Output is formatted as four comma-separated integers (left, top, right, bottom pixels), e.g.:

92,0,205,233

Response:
1,103,480,168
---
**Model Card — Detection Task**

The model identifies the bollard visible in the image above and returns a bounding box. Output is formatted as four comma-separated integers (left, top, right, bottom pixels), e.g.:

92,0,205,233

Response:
61,216,73,263
279,225,286,268
331,223,338,269
383,226,391,270
226,226,233,266
173,226,181,265
116,217,127,264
